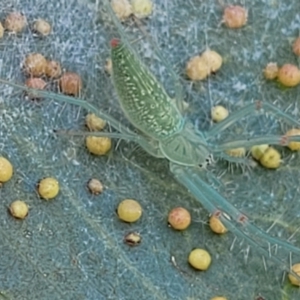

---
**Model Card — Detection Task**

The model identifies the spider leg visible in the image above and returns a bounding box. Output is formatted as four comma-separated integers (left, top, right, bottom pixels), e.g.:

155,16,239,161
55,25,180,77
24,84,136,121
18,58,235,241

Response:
0,79,164,158
214,151,255,166
206,101,300,139
0,79,134,135
57,129,164,158
210,134,300,152
170,162,300,276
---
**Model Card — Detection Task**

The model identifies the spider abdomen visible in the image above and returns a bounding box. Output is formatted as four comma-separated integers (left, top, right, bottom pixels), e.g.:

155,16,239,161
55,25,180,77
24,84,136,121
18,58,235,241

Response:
111,38,183,140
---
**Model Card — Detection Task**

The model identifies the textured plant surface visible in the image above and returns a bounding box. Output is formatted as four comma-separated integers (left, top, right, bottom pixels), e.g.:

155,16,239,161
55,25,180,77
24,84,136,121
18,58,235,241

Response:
1,1,300,299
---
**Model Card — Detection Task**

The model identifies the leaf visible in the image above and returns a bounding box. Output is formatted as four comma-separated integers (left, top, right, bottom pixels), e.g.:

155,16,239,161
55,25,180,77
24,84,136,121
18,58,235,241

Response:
0,0,300,299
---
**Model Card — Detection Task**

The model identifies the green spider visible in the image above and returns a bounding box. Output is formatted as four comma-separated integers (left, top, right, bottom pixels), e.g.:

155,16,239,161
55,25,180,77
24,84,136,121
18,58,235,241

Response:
1,0,300,280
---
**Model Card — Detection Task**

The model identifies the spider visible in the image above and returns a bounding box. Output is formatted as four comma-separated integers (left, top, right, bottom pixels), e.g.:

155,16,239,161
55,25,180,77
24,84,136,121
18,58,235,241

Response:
1,0,300,281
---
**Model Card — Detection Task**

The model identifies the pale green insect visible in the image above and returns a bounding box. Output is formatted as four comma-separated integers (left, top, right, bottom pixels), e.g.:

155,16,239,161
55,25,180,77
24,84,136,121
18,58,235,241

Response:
2,0,300,280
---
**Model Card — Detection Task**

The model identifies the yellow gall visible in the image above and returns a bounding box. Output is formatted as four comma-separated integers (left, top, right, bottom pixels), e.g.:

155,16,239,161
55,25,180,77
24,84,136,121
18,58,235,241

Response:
131,0,153,19
25,78,47,99
263,62,279,80
4,12,27,33
117,199,142,223
87,178,104,195
201,50,222,73
168,207,191,230
9,200,29,219
211,297,227,300
0,22,4,38
186,56,210,81
105,58,112,75
33,19,51,36
38,177,60,200
251,144,269,161
211,105,228,122
86,136,112,155
209,215,227,234
188,248,212,271
0,157,13,183
226,147,246,158
124,232,141,246
285,129,300,151
45,60,62,78
259,147,281,169
289,263,300,286
111,0,132,21
292,37,300,56
223,5,248,29
85,113,106,131
278,64,300,87
59,72,82,96
24,53,47,77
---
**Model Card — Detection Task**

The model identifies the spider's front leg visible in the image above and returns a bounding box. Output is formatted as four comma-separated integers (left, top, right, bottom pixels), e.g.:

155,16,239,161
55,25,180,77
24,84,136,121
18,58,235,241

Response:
0,79,164,158
170,162,300,277
205,100,300,162
211,134,300,154
207,100,300,139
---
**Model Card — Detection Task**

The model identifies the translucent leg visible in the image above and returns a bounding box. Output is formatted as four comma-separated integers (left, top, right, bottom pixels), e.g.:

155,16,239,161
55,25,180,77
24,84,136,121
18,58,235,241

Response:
0,79,164,158
57,130,164,158
56,130,136,140
210,134,300,153
170,162,300,276
206,101,300,138
0,79,135,134
215,151,255,166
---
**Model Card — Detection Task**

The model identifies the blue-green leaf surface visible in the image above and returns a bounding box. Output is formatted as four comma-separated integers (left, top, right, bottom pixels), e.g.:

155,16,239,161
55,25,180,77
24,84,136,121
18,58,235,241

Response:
1,1,300,299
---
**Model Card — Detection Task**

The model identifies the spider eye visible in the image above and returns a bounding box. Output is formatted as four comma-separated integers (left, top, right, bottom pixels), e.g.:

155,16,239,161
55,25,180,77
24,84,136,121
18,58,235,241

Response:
204,154,214,166
199,154,214,168
205,158,211,166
